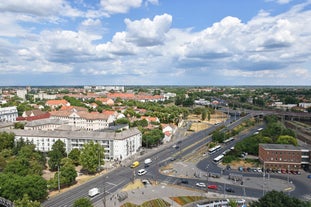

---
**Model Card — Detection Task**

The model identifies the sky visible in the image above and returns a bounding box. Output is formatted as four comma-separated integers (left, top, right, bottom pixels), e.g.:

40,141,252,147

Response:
0,0,311,86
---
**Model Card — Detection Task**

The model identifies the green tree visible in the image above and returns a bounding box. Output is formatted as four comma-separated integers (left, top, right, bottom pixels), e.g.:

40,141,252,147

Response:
0,132,15,151
250,190,311,207
14,194,42,207
48,158,77,190
228,199,238,207
0,173,48,202
201,109,207,121
115,118,130,125
73,197,93,207
79,141,104,174
142,129,164,148
14,122,25,129
48,140,67,171
68,148,81,166
212,130,226,143
276,135,298,146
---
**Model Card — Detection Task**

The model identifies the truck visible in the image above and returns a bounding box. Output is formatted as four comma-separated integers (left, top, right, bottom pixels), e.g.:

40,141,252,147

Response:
88,187,100,197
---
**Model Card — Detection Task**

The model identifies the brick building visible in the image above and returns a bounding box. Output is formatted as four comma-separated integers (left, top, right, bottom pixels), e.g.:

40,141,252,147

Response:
258,144,310,171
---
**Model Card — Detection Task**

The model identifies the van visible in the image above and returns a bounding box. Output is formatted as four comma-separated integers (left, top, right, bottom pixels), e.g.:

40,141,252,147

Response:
88,188,100,197
144,158,152,167
130,161,140,168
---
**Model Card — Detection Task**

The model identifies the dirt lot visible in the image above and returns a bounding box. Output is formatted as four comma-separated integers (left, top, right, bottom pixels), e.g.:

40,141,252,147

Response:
188,111,227,132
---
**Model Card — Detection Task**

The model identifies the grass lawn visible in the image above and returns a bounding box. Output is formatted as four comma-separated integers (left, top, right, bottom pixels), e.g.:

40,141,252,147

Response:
170,196,206,206
121,198,170,207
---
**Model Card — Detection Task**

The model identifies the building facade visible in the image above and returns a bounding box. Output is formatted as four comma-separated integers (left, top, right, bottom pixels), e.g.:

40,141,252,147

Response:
0,106,18,122
258,144,310,171
6,128,142,161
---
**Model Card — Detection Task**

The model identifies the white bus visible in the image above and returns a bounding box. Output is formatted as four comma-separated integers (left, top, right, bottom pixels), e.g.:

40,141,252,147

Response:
213,154,224,163
223,137,234,144
208,145,222,154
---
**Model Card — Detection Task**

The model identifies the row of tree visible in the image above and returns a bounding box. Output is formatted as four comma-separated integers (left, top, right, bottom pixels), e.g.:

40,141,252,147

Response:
0,131,106,205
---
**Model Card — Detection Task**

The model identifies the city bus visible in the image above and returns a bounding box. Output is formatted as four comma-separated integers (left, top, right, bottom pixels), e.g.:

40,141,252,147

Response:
213,154,224,163
208,145,222,154
223,137,234,144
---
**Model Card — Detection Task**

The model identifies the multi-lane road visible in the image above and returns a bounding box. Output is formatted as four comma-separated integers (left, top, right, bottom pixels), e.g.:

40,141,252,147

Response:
43,113,311,206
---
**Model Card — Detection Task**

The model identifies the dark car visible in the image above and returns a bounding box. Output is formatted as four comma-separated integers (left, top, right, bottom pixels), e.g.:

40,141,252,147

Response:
180,179,189,184
225,187,235,193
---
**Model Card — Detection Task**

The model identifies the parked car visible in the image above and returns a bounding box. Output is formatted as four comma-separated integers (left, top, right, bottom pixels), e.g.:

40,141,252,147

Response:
225,187,235,193
208,185,218,190
307,174,311,179
137,169,147,176
196,182,206,188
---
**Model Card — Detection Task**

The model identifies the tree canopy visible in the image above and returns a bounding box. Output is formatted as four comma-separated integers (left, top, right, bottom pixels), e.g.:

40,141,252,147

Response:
79,141,105,174
48,140,67,171
250,190,311,207
73,197,93,207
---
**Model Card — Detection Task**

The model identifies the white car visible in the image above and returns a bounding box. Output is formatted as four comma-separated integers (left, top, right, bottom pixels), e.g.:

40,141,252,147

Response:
137,169,147,176
196,182,206,188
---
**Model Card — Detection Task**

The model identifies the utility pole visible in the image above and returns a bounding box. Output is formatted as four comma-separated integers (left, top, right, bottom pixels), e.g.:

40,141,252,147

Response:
102,184,106,207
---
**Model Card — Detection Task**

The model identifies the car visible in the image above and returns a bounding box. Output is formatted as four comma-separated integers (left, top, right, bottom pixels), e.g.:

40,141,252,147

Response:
307,174,311,179
208,185,218,190
225,187,235,193
172,144,180,149
177,179,189,185
196,182,206,188
169,157,176,161
137,169,147,176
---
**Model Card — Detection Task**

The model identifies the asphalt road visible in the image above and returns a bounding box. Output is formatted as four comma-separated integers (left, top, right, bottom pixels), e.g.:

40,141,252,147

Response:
43,112,311,206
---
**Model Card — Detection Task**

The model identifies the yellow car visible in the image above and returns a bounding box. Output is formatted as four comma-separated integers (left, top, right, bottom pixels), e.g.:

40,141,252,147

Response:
130,161,140,168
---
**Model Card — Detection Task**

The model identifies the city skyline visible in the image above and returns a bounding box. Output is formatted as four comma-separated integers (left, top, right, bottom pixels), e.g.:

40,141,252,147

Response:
0,0,311,86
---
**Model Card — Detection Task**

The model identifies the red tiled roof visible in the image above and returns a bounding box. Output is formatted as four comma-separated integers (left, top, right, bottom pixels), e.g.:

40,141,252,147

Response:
46,99,69,106
17,112,50,121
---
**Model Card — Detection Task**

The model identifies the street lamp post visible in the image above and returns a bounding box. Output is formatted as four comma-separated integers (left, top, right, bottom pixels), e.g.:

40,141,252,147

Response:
57,165,60,193
102,184,106,207
287,165,290,183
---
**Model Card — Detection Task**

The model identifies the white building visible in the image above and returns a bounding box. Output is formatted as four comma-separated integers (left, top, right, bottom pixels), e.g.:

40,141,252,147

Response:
50,109,115,131
0,106,18,122
34,93,57,100
299,103,311,109
16,89,27,100
6,127,142,161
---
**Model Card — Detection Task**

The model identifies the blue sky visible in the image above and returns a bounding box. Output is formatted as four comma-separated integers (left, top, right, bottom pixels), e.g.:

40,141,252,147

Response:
0,0,311,86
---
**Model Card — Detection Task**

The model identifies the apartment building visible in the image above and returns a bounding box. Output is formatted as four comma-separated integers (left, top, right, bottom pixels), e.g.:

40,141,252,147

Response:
50,109,115,131
259,144,310,171
5,127,142,161
0,106,18,122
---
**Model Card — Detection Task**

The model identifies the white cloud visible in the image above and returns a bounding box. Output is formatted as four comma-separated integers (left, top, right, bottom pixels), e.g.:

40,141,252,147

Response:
79,18,106,40
266,0,292,4
145,0,159,6
100,0,142,14
1,0,311,85
0,0,81,17
124,13,172,46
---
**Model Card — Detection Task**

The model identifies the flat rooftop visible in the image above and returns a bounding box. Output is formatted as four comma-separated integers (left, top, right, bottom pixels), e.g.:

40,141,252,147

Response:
260,143,304,151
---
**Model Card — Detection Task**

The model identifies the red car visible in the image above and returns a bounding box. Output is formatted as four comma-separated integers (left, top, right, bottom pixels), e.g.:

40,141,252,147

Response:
208,185,218,190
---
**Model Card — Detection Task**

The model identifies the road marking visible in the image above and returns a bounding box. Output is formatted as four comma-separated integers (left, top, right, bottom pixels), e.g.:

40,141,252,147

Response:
106,182,117,186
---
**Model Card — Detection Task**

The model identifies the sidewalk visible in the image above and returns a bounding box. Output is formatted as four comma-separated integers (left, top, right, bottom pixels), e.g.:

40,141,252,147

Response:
165,161,295,192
